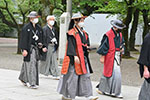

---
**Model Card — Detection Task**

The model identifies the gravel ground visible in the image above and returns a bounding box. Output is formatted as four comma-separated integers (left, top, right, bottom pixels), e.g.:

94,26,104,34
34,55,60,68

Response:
0,38,143,87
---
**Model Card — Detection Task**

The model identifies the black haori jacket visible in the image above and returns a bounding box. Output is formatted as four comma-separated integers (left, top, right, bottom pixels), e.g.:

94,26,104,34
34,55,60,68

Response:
137,32,150,83
43,25,59,48
40,25,59,61
19,22,44,61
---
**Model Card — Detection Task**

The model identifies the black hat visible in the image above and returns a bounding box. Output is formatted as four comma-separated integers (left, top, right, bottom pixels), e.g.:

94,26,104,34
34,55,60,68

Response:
27,11,40,18
110,19,126,29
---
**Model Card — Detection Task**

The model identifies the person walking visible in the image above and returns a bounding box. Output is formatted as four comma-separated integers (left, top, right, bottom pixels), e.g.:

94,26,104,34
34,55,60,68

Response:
96,19,125,98
19,11,46,89
137,23,150,100
39,15,59,79
57,12,98,100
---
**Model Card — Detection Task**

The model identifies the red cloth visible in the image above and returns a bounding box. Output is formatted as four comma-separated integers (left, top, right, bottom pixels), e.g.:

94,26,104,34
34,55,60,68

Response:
61,27,88,75
103,29,122,77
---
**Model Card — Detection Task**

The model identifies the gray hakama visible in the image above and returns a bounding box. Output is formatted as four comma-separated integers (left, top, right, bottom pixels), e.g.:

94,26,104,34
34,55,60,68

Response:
57,57,93,99
138,80,150,100
40,44,59,77
98,51,122,96
19,45,39,86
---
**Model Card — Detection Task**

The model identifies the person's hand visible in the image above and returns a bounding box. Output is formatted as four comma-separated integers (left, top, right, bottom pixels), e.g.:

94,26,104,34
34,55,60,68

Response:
74,56,80,64
42,47,47,52
143,70,150,79
87,46,90,52
100,56,105,64
143,66,150,79
22,50,28,57
120,48,124,53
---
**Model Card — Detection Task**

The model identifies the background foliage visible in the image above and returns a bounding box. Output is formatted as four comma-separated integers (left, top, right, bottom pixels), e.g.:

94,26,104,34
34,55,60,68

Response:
0,0,150,56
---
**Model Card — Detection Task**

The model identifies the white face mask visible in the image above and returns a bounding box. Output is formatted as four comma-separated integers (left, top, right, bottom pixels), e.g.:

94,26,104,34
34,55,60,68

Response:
49,21,55,26
32,18,39,24
78,22,84,28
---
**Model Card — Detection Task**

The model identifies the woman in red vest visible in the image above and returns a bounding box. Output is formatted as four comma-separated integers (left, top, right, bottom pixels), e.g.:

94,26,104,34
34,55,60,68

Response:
57,12,98,100
96,19,125,98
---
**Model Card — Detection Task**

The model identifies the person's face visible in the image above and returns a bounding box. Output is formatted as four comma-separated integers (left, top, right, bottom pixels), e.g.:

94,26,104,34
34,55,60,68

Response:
78,18,85,28
79,18,84,23
113,27,122,33
74,18,85,28
30,17,39,24
74,18,80,25
48,17,55,26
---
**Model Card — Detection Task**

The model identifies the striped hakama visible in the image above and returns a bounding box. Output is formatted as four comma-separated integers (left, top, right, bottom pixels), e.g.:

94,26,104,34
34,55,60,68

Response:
57,57,93,99
19,45,39,86
98,51,122,96
138,80,150,100
39,44,59,77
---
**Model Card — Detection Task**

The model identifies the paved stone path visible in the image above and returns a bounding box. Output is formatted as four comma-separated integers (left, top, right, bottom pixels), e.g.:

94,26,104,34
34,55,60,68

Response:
0,37,143,100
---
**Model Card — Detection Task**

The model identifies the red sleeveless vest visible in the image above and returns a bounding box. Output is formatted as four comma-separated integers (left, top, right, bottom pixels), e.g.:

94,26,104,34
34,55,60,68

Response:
103,29,122,77
61,27,88,75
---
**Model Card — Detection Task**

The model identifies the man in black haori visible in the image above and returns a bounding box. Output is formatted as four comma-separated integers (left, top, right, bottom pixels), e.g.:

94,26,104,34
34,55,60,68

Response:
19,11,46,89
137,23,150,100
39,15,60,79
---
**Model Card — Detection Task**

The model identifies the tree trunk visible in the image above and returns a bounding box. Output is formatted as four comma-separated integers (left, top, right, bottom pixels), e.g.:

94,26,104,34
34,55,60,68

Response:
122,6,133,57
62,0,66,5
17,28,21,54
61,0,66,11
129,8,139,51
142,10,149,39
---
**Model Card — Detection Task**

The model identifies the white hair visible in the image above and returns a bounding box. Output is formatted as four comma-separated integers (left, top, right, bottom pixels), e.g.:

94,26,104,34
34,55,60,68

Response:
46,15,55,21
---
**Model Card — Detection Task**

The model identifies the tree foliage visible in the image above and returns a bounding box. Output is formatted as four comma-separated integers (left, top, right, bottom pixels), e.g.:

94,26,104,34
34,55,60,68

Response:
0,0,150,55
0,19,13,35
90,0,150,56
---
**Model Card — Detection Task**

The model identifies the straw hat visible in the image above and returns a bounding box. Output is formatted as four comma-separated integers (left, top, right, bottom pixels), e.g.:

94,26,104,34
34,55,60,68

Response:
71,12,86,19
110,19,126,29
